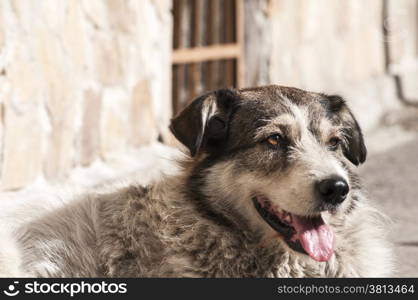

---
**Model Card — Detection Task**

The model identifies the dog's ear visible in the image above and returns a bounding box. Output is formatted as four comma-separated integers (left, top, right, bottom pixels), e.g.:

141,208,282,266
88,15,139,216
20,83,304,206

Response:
169,89,238,157
326,95,367,166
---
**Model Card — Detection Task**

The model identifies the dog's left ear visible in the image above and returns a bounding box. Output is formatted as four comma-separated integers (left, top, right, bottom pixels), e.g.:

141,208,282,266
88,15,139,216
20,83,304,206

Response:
169,89,238,157
326,95,367,166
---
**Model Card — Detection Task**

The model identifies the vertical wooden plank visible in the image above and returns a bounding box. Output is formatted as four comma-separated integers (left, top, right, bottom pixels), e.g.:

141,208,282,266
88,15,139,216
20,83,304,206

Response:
191,0,202,47
172,64,178,115
235,0,245,88
224,0,234,87
172,0,186,115
173,0,178,49
173,0,184,49
172,0,179,114
182,63,189,109
215,0,223,89
205,0,217,90
179,0,190,109
188,0,202,101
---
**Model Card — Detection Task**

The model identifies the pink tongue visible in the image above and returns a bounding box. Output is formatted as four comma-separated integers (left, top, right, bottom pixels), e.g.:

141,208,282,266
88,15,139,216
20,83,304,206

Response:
292,215,335,262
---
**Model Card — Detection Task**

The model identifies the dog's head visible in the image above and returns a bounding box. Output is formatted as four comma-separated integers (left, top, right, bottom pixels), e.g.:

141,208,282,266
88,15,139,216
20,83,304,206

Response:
170,85,366,262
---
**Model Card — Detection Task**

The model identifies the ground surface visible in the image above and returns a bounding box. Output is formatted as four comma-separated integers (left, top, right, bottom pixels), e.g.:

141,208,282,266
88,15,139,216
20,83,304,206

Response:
360,111,418,277
360,137,418,277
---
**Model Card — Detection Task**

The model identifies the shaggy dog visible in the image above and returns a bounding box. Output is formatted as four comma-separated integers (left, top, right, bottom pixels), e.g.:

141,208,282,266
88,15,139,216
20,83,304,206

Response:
0,85,393,277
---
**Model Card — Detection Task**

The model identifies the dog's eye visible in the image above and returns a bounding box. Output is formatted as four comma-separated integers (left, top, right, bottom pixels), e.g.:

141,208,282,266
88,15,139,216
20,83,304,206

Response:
328,137,341,150
266,134,282,147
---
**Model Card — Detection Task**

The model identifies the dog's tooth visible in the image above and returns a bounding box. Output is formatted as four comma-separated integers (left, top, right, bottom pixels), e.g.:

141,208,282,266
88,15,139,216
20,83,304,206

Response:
275,207,283,216
283,213,292,224
258,198,267,208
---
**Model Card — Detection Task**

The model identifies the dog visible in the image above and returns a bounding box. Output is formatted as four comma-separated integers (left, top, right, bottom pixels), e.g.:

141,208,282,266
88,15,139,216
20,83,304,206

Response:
0,85,393,277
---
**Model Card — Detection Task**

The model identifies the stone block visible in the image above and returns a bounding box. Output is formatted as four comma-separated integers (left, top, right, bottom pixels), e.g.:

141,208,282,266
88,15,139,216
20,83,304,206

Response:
79,89,102,166
93,35,124,86
81,0,109,30
62,1,87,74
105,0,135,33
129,80,158,146
0,105,43,190
100,88,129,158
43,96,79,181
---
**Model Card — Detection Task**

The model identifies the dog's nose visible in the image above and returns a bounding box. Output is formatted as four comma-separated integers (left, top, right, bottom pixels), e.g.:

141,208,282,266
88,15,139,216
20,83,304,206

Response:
317,176,349,205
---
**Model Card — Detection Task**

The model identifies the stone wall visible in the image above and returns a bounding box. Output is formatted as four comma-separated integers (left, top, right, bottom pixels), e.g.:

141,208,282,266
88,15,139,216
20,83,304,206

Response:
245,0,418,131
0,0,172,190
1,0,416,191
